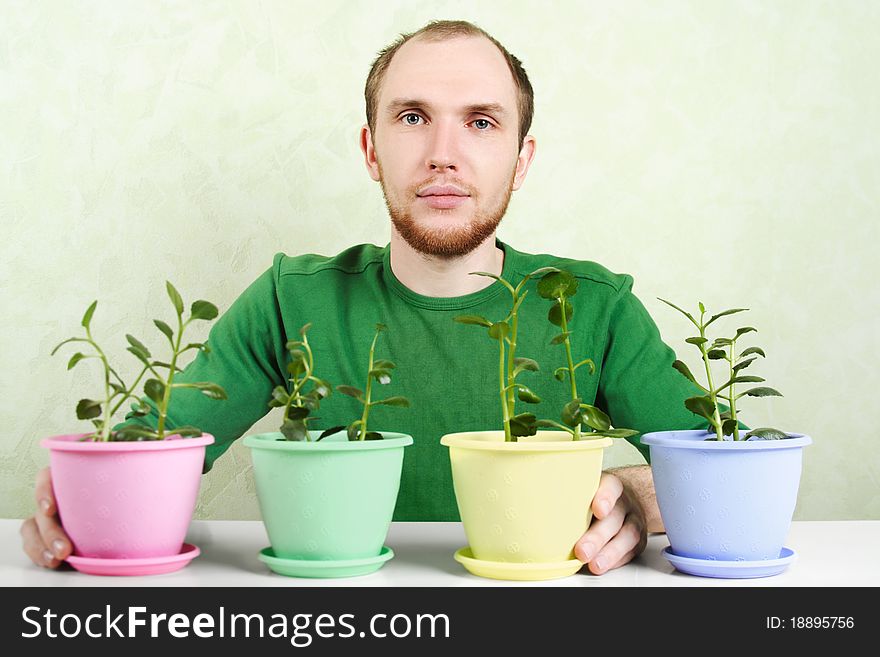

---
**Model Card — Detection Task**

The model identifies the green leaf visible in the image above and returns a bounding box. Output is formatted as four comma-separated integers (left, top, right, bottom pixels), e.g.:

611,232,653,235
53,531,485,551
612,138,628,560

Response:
579,404,611,431
515,385,541,404
280,418,309,441
150,360,183,373
721,418,738,437
287,406,309,420
733,356,758,373
113,427,160,441
346,422,362,441
364,432,384,441
454,314,493,328
547,299,573,327
537,270,578,300
190,382,227,400
469,271,516,297
698,301,706,314
369,368,393,385
154,319,174,343
744,427,788,440
337,385,365,401
561,398,582,427
513,357,539,372
166,281,184,316
705,308,749,328
488,321,510,340
590,428,639,439
269,386,290,408
707,349,727,360
509,413,538,437
371,396,410,408
172,425,203,438
685,336,708,346
190,300,219,321
734,327,757,340
711,338,733,347
81,300,98,329
125,334,152,359
553,367,568,382
299,322,312,336
740,346,766,358
317,426,345,441
671,360,705,390
685,395,716,420
550,332,571,345
76,398,102,420
737,386,783,400
375,322,387,333
66,352,87,370
657,298,696,324
372,359,396,370
144,379,165,404
718,375,765,393
311,378,332,398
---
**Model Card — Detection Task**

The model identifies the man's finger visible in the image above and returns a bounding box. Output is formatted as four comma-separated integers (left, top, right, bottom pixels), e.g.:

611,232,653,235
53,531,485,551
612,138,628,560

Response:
34,466,55,516
591,472,623,519
33,506,71,562
587,520,643,574
20,517,61,568
574,502,626,562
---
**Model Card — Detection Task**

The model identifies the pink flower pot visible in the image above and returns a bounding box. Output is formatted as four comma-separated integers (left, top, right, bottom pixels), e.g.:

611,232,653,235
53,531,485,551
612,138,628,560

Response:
40,433,212,559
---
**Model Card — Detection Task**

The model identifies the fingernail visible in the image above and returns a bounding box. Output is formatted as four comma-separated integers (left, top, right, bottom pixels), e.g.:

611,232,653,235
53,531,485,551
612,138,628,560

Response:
594,556,607,572
52,540,66,557
42,549,54,565
579,541,596,561
40,499,51,513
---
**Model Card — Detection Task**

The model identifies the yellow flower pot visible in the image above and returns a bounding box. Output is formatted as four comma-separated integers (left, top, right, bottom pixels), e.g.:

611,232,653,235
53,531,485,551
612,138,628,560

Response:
440,430,611,580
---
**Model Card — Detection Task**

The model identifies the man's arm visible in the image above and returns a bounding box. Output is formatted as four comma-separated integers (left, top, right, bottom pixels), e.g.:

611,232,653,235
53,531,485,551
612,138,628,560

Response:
606,464,663,533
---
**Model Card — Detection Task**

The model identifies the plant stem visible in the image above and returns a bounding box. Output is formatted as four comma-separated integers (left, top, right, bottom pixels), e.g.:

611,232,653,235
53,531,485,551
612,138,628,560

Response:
358,329,380,440
157,316,187,440
506,311,519,433
557,294,581,440
728,338,740,440
499,335,511,442
84,326,113,442
697,312,724,439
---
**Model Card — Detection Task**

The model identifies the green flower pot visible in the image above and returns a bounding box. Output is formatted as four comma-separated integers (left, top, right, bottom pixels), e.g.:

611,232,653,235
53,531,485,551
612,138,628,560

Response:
243,430,412,577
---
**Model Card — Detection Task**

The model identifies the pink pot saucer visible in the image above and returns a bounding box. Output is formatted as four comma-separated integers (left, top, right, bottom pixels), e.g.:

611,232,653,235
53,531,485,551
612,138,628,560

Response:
65,543,200,576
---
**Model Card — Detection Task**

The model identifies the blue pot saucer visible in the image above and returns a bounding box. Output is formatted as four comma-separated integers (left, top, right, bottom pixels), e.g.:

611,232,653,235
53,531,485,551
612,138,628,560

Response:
661,546,796,579
258,545,393,578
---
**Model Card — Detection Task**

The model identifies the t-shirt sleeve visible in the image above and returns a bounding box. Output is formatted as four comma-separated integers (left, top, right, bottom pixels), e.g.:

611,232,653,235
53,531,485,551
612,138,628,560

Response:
113,260,289,471
595,275,713,463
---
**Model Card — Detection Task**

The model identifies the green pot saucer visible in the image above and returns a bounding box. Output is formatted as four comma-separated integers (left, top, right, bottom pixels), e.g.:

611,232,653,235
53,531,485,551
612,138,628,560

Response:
453,546,584,581
258,545,394,578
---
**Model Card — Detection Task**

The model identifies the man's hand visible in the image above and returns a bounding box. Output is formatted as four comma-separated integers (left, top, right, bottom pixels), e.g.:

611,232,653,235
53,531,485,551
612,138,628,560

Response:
20,467,72,568
574,470,650,575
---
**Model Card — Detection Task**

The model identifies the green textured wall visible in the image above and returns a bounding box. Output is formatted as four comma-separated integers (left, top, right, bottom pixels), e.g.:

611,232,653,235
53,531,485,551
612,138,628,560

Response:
2,1,877,520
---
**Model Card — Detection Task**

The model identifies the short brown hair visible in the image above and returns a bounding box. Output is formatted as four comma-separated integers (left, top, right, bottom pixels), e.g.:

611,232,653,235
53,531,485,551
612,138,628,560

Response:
365,20,534,148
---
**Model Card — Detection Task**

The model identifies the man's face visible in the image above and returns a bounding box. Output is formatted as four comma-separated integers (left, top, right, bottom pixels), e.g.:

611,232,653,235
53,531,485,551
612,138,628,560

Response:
361,35,536,258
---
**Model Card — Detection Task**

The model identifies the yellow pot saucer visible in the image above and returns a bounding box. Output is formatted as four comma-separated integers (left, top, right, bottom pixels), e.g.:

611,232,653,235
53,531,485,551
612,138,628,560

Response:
453,546,584,581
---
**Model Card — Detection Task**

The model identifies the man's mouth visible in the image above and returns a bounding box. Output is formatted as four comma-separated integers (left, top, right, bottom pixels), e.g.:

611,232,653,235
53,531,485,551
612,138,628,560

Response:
416,185,470,209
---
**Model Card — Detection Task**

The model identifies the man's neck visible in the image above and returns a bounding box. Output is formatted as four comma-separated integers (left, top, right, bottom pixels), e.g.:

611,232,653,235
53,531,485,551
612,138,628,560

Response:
388,231,504,297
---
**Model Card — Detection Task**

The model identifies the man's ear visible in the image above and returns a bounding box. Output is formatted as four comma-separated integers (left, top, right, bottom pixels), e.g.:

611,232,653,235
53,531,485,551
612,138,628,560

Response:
360,124,381,182
511,134,537,191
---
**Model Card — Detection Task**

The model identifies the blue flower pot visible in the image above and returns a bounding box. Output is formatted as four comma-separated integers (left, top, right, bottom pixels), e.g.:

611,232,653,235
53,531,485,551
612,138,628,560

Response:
641,430,811,562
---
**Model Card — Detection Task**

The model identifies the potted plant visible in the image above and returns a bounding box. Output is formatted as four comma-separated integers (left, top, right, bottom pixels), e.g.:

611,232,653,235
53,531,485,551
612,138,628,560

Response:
641,300,811,578
41,282,226,576
441,268,636,581
243,323,413,578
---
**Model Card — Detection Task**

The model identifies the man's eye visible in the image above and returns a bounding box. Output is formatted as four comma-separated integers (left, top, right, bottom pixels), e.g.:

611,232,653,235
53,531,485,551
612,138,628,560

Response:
402,113,423,126
473,119,492,130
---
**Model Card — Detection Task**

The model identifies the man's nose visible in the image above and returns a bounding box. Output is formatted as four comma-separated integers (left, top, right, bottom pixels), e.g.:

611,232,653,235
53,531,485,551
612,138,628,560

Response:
425,121,458,172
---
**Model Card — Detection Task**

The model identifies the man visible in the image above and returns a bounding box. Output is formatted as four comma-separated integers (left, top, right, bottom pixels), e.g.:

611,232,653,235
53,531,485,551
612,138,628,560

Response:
21,20,709,575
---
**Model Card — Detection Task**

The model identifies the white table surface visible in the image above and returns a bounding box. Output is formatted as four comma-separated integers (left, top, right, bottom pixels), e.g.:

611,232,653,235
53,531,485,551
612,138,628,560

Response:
2,519,877,587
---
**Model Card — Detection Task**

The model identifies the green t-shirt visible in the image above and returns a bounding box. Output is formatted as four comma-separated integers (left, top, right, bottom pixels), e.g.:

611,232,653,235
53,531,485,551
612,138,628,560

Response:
118,239,709,520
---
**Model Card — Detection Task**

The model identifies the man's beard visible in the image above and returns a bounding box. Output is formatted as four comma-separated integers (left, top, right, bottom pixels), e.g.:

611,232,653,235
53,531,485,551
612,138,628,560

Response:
379,165,516,259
